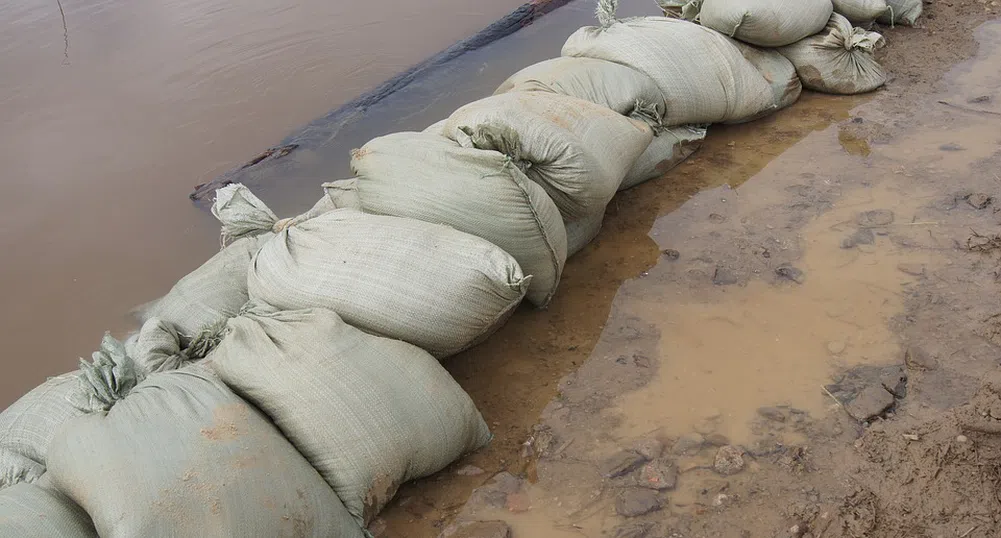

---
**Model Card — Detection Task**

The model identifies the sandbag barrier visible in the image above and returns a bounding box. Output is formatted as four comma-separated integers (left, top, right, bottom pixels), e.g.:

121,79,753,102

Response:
1,0,910,535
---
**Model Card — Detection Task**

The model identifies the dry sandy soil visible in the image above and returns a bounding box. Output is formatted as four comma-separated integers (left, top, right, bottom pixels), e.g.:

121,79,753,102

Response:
378,2,1001,537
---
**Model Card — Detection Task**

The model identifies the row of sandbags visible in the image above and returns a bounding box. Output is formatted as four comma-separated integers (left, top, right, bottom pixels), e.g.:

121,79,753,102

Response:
0,2,906,536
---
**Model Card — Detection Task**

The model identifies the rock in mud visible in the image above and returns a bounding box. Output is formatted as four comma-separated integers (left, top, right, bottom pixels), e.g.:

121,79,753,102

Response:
896,263,926,277
845,385,895,422
456,465,485,476
713,445,745,475
856,209,895,227
968,95,991,103
466,472,522,509
602,450,648,478
613,522,656,538
439,520,512,538
826,341,847,355
841,228,875,248
662,249,680,260
637,459,678,491
616,488,663,517
775,265,805,284
705,433,731,446
757,406,788,423
632,438,664,460
879,366,908,398
939,143,964,151
713,265,741,286
904,346,939,371
671,433,705,455
965,193,992,209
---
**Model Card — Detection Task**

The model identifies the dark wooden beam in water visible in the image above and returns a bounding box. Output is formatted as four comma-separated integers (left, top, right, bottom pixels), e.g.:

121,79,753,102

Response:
189,0,575,201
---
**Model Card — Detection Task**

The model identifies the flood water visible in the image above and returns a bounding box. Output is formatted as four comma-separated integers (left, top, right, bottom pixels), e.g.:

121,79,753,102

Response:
0,0,530,407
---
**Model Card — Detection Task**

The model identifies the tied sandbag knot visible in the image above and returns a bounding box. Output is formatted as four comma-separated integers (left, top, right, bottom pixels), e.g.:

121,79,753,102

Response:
73,334,142,413
845,26,885,52
185,319,229,360
458,124,533,174
630,99,668,135
595,0,619,28
211,183,281,245
657,0,703,20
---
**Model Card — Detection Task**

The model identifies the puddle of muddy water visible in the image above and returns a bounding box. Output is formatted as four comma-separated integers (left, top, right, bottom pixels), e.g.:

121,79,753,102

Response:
610,183,933,444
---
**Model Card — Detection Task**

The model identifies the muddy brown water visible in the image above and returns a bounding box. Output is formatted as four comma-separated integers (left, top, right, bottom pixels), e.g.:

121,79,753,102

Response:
0,0,537,407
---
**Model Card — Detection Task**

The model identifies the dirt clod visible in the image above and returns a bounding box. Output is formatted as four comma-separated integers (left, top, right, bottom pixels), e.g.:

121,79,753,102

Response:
632,438,664,460
672,433,705,456
616,488,663,517
775,265,805,284
904,346,939,370
939,143,965,151
841,228,875,249
713,446,745,476
965,192,992,209
613,522,656,538
856,209,895,227
896,263,926,276
662,249,681,260
845,386,895,422
713,265,741,286
757,406,788,423
602,450,648,478
637,459,678,491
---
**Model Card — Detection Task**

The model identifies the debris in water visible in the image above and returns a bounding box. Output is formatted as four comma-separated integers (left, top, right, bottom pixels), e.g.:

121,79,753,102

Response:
841,228,875,248
939,143,965,151
856,209,895,227
965,193,992,209
615,488,663,517
662,249,681,260
775,265,805,284
712,265,741,285
966,230,1001,253
713,445,745,475
904,346,939,371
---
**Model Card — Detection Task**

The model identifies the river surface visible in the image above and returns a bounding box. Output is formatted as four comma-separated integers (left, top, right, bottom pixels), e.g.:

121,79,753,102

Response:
0,0,531,407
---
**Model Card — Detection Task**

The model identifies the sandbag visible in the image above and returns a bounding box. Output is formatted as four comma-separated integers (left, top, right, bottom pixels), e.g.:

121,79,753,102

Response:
441,92,653,220
622,125,707,190
47,361,363,538
779,14,886,95
562,14,776,125
0,335,140,489
832,0,889,24
135,232,273,338
698,0,833,47
494,57,666,117
877,0,921,26
566,211,605,256
0,476,97,537
213,185,529,357
733,42,802,120
208,305,492,524
348,132,567,307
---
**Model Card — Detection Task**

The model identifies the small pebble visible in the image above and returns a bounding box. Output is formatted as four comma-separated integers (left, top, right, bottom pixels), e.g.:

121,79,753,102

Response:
827,341,847,355
957,435,969,443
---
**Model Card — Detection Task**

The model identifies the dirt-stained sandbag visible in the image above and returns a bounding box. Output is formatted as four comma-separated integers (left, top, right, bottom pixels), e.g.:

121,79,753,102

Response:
0,335,141,490
208,304,492,525
347,132,567,307
877,0,922,26
495,57,666,117
566,211,605,257
47,361,363,538
0,476,97,538
733,42,802,119
622,125,708,190
442,92,652,220
832,0,889,24
697,0,834,47
213,185,529,357
779,14,886,95
562,11,776,125
135,232,272,338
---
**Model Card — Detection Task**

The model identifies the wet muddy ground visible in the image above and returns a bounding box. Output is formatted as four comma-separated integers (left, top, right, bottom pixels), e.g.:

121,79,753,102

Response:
378,3,1001,537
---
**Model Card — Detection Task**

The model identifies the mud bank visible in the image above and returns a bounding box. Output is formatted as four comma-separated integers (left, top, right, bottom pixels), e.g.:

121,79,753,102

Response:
370,4,1001,538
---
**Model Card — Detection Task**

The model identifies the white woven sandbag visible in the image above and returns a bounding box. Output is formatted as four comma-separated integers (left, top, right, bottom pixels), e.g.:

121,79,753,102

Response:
699,0,834,47
212,185,529,357
0,476,97,537
622,125,707,190
779,14,886,95
348,132,567,307
0,335,141,490
832,0,889,23
494,57,667,117
566,211,605,256
441,92,652,220
562,14,776,125
47,361,363,538
209,305,492,525
732,41,803,122
135,232,272,338
877,0,921,26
